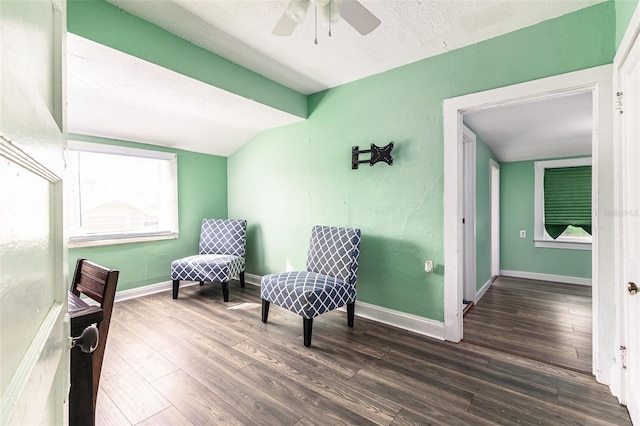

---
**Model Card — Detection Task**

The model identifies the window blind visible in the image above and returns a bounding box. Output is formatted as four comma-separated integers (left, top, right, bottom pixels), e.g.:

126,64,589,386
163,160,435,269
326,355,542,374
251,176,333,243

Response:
543,165,591,239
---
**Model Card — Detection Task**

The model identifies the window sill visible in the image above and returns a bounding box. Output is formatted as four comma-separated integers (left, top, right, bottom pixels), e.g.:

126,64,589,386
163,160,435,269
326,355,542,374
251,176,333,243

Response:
69,232,179,249
534,238,591,251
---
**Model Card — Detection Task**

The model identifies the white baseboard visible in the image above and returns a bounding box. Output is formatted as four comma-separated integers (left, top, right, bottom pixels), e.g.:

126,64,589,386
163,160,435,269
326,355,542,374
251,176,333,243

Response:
114,280,200,303
351,301,445,341
110,272,445,341
500,269,592,286
475,279,492,303
244,272,262,287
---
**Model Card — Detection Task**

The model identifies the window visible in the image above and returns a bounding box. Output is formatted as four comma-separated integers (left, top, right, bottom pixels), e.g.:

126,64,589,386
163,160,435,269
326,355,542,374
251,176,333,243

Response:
534,157,591,250
67,141,178,247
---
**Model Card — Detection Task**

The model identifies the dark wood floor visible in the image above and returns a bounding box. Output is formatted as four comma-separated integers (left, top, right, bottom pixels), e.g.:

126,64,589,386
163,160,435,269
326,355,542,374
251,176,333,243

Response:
464,276,592,373
95,280,631,425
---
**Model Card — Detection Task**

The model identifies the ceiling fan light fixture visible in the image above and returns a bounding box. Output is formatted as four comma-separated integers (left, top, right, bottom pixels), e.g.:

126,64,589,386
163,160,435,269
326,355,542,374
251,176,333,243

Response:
310,0,331,7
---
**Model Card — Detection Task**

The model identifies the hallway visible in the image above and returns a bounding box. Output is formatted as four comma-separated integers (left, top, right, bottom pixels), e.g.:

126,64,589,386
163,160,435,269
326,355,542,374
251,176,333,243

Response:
463,276,592,373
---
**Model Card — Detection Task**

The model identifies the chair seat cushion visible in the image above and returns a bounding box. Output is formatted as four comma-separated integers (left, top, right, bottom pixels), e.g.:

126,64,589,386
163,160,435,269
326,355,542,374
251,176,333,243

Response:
171,254,245,283
260,271,356,319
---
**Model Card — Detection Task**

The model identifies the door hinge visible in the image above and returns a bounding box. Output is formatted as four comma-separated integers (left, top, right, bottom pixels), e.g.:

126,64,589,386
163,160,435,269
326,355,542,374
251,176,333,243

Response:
616,91,624,114
620,345,627,369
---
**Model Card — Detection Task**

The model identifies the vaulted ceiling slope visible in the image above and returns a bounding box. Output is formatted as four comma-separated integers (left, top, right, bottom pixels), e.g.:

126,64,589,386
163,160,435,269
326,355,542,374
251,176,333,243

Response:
67,0,606,157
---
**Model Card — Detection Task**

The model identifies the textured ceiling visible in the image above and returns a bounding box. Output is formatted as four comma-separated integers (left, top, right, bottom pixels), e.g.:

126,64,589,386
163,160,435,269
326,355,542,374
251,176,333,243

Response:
464,92,593,162
70,0,605,156
106,0,605,94
67,33,303,156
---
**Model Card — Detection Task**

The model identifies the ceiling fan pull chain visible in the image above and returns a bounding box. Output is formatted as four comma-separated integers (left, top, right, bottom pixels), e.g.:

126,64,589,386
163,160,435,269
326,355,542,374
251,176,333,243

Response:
314,6,318,45
329,1,332,37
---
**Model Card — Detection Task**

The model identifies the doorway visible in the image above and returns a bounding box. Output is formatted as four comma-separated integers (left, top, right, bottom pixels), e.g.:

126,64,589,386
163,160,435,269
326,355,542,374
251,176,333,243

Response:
443,64,614,385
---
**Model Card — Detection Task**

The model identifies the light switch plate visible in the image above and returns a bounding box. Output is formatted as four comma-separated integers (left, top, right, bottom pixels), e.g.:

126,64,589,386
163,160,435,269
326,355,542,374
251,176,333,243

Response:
520,230,526,238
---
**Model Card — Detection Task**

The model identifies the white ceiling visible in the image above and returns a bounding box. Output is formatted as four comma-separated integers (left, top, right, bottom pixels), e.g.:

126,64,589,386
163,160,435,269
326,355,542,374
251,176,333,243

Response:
68,0,605,157
106,0,605,95
67,33,303,156
464,92,593,162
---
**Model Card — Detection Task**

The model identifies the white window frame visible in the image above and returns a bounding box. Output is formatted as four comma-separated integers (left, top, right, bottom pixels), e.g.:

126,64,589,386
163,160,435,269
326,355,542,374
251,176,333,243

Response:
67,140,179,248
534,157,592,250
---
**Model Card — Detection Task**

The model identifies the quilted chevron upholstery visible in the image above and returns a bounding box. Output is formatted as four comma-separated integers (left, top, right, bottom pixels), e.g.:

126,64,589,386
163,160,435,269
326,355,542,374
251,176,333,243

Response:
171,219,246,302
260,225,361,347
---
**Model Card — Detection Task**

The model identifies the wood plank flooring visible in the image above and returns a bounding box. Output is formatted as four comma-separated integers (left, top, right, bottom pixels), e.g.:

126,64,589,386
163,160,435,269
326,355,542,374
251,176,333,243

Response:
463,276,592,373
95,280,631,425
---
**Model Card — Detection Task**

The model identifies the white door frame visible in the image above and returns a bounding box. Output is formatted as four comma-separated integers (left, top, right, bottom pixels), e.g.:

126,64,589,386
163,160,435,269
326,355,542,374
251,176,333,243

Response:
443,64,613,385
612,4,640,419
463,125,476,303
489,159,500,279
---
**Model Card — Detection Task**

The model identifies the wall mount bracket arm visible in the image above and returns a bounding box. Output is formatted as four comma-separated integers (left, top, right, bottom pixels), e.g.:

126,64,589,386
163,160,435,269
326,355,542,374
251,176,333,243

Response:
352,142,394,169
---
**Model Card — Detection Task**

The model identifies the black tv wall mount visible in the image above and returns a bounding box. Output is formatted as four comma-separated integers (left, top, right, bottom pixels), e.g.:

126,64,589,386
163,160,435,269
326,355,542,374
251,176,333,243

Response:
351,142,394,170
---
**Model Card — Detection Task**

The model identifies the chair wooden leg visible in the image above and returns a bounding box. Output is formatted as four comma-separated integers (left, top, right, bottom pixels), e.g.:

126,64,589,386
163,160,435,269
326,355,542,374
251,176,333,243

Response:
240,271,245,288
303,317,313,347
261,299,270,323
347,302,355,327
172,280,180,299
221,282,229,302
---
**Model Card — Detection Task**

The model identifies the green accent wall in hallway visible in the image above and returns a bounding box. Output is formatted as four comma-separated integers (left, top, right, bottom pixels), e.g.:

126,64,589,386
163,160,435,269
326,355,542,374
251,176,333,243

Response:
228,3,614,320
499,160,591,280
475,137,499,291
68,135,228,292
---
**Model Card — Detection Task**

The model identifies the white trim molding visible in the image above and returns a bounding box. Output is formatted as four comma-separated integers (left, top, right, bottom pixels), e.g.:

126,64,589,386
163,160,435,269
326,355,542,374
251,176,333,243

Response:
110,274,446,341
352,301,445,341
533,157,592,250
476,279,493,303
444,64,612,385
244,272,262,287
500,270,591,286
248,272,444,340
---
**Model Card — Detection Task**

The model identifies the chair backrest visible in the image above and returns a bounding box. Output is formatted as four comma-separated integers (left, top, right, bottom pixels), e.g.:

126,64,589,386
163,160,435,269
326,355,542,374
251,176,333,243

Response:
306,225,361,285
70,258,119,408
199,218,247,257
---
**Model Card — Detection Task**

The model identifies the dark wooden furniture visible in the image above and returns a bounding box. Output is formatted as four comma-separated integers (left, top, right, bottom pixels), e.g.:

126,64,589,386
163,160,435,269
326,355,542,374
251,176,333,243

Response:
69,259,119,426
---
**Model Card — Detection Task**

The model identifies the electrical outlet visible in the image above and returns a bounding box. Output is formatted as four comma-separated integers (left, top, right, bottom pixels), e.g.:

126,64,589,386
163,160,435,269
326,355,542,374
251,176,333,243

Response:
520,230,526,238
424,260,434,273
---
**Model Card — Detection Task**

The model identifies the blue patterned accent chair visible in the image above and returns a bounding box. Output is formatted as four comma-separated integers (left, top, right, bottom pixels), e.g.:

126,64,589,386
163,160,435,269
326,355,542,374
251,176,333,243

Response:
260,225,361,347
171,219,247,302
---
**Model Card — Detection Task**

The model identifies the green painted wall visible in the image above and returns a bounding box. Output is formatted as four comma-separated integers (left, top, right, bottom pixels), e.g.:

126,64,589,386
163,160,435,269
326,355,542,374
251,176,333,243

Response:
68,135,228,292
67,0,307,119
228,3,614,321
475,137,499,291
499,160,591,279
615,0,639,48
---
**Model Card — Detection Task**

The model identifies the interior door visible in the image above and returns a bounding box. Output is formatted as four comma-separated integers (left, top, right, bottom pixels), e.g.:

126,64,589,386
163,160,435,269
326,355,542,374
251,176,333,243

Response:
0,1,68,424
619,22,640,423
463,126,476,304
490,160,500,278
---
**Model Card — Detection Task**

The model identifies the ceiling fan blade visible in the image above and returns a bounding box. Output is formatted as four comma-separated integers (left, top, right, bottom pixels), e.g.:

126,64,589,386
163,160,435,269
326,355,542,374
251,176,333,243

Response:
272,13,298,36
272,0,310,36
337,0,380,35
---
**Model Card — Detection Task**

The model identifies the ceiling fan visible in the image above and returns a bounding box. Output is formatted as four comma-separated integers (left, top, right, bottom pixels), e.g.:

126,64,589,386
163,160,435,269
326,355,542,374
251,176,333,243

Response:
272,0,381,42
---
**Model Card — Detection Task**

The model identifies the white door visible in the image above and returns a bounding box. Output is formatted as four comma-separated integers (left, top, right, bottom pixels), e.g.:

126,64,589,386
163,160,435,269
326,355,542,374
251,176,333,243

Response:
490,160,500,278
463,126,476,303
618,20,640,423
0,1,68,424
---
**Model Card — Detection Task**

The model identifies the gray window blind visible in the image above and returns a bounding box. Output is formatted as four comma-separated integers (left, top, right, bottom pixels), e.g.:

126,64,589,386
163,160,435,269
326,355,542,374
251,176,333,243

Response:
543,165,592,239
